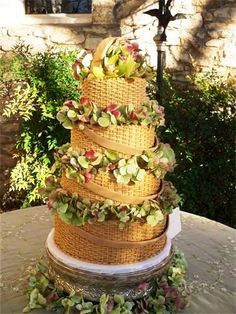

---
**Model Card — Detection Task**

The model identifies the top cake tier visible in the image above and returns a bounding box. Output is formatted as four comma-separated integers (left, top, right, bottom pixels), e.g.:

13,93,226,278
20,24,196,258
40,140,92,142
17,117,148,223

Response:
81,77,147,109
73,37,155,109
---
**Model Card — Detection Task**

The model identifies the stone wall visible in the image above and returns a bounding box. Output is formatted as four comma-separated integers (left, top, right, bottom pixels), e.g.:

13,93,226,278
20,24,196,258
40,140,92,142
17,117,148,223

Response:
0,1,119,53
119,0,236,82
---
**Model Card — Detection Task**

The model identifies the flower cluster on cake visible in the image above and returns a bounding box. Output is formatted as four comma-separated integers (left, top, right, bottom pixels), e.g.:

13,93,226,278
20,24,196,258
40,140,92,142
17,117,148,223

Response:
24,38,189,314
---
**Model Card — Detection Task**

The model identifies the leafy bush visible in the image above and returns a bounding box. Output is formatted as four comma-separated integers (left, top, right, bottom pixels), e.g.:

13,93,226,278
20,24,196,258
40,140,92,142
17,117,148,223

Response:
159,71,236,228
1,45,80,208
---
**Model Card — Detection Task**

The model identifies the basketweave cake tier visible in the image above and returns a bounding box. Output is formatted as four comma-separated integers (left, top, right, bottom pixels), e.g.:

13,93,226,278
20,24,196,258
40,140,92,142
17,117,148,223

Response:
81,78,147,109
60,172,160,204
54,215,167,264
71,124,156,159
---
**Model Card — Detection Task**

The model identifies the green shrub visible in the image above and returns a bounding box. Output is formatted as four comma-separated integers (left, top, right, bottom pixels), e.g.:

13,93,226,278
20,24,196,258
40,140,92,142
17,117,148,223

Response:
159,71,236,228
1,45,80,208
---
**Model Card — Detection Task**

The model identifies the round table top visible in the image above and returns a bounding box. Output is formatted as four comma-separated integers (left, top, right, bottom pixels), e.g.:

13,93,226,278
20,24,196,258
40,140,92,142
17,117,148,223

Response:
1,205,236,314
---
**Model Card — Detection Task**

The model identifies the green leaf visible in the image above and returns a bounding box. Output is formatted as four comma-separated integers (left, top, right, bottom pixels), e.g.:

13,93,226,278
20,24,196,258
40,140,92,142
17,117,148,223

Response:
110,114,117,125
60,212,73,223
91,154,103,166
118,55,137,77
56,111,67,123
77,173,85,183
67,109,77,120
57,202,68,213
136,169,146,181
98,211,106,222
37,293,47,305
77,156,89,168
117,174,130,184
105,150,118,161
98,117,110,127
118,159,126,168
62,119,73,129
104,54,119,66
22,305,31,313
126,164,138,175
146,211,164,226
114,294,125,305
92,66,105,79
119,166,127,175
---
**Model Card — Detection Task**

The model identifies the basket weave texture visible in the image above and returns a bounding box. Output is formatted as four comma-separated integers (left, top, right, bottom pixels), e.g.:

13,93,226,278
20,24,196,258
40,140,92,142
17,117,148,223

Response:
54,215,167,264
71,125,155,157
82,78,147,109
60,173,160,203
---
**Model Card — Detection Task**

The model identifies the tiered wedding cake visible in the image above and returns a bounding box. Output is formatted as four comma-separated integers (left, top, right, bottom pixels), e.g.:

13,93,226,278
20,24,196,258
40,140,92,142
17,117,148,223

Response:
41,37,186,307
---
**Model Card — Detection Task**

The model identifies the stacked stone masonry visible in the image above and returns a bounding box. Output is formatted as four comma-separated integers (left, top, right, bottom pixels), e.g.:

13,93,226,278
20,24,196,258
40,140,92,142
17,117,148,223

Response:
119,0,236,82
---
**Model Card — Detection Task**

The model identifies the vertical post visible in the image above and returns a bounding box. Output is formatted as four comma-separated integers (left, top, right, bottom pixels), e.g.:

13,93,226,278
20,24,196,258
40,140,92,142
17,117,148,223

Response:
159,0,165,14
156,41,166,106
144,0,185,105
156,0,166,106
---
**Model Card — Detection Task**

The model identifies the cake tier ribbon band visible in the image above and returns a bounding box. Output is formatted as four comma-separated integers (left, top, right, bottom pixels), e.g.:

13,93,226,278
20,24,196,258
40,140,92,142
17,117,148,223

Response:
68,218,168,249
81,126,159,155
83,180,159,205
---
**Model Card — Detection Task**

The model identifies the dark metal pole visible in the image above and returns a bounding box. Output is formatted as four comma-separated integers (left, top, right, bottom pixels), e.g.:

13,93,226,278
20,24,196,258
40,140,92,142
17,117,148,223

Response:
159,0,165,14
156,41,165,105
144,0,186,105
157,0,165,105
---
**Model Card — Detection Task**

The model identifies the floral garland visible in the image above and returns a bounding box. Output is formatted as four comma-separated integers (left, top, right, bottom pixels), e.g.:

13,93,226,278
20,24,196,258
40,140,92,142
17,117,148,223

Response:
72,39,155,81
40,176,180,228
56,98,165,130
23,250,189,313
52,143,176,185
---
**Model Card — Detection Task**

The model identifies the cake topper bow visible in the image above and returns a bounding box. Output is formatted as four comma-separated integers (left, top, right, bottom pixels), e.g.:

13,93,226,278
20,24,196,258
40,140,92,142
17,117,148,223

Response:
144,0,186,41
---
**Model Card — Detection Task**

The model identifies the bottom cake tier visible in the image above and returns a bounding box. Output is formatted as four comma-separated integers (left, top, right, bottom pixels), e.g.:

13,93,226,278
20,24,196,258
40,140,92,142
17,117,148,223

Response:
53,215,168,265
46,229,173,301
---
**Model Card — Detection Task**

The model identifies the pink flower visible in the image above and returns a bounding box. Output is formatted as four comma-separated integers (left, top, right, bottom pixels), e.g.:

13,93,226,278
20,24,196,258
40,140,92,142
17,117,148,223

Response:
126,42,139,58
84,150,97,161
165,287,178,298
175,297,186,310
47,199,54,210
80,97,90,105
104,104,120,118
46,292,59,302
63,100,76,108
129,111,138,120
113,110,120,117
107,299,114,311
107,163,118,171
84,171,93,183
137,282,149,291
105,103,118,112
